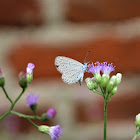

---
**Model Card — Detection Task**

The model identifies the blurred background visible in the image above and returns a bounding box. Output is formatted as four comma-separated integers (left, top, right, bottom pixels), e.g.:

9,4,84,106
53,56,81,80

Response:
0,0,140,139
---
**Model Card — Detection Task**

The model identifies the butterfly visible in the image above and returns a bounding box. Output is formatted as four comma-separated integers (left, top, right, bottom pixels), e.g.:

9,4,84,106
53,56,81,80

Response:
55,56,87,85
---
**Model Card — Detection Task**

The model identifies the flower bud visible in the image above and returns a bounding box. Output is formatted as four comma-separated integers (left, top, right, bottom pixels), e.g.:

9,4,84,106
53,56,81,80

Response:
19,71,27,88
26,63,35,85
46,108,56,120
85,77,98,90
0,68,5,87
101,73,109,88
136,113,140,127
94,73,102,84
38,125,50,134
106,80,115,93
111,86,117,95
116,73,122,85
110,75,117,85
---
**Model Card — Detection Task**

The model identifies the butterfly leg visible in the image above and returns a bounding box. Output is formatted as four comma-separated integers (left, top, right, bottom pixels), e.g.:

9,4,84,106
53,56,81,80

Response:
79,77,83,86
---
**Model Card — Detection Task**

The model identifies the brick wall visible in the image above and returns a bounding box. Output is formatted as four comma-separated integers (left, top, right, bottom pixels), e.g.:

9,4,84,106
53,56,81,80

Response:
0,0,139,140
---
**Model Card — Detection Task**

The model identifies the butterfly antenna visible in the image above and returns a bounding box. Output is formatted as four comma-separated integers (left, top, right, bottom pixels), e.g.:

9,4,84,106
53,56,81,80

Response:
84,51,90,63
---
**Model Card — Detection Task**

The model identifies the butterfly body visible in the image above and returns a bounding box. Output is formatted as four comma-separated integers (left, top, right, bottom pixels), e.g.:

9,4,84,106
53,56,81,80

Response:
55,56,87,85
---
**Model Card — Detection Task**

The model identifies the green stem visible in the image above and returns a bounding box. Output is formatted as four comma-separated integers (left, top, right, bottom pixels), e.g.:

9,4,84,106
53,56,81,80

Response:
2,86,13,103
0,110,11,120
27,118,38,128
0,87,27,121
104,98,108,140
132,127,140,140
133,134,138,140
11,111,42,120
92,89,103,96
99,84,104,94
10,87,27,110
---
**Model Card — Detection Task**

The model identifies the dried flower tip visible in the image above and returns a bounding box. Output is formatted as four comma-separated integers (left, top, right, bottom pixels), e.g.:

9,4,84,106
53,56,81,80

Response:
19,71,27,88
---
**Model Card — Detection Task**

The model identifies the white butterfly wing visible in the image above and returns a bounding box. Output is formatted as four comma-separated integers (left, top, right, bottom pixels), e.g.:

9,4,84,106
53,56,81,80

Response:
62,69,84,84
55,56,83,74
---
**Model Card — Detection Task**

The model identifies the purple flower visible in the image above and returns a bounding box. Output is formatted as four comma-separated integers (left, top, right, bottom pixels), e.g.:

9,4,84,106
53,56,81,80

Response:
26,93,39,107
87,62,102,75
46,108,56,119
101,62,115,74
26,63,35,74
49,125,63,140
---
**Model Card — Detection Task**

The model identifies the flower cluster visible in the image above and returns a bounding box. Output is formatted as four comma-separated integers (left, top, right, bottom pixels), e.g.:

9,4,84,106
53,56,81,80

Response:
21,63,62,140
26,92,61,140
86,62,122,99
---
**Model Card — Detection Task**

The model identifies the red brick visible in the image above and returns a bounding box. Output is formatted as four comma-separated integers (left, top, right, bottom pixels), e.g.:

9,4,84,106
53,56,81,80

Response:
66,0,140,22
0,0,43,26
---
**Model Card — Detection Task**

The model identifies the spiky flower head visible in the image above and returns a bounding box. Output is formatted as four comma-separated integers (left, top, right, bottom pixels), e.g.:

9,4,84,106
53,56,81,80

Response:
101,62,115,74
87,62,102,75
26,93,39,107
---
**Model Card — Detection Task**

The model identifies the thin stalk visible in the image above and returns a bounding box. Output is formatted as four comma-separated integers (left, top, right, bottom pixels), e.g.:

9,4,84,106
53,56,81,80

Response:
133,134,138,140
0,111,11,120
104,98,108,140
92,89,103,96
2,86,13,103
27,118,38,128
132,127,140,140
11,111,42,120
0,87,27,121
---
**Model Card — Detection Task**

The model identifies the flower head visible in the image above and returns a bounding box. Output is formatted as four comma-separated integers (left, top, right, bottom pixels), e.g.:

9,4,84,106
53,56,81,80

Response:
26,63,35,74
49,125,63,140
38,125,63,140
87,62,102,75
26,93,39,107
46,108,56,120
101,62,115,74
